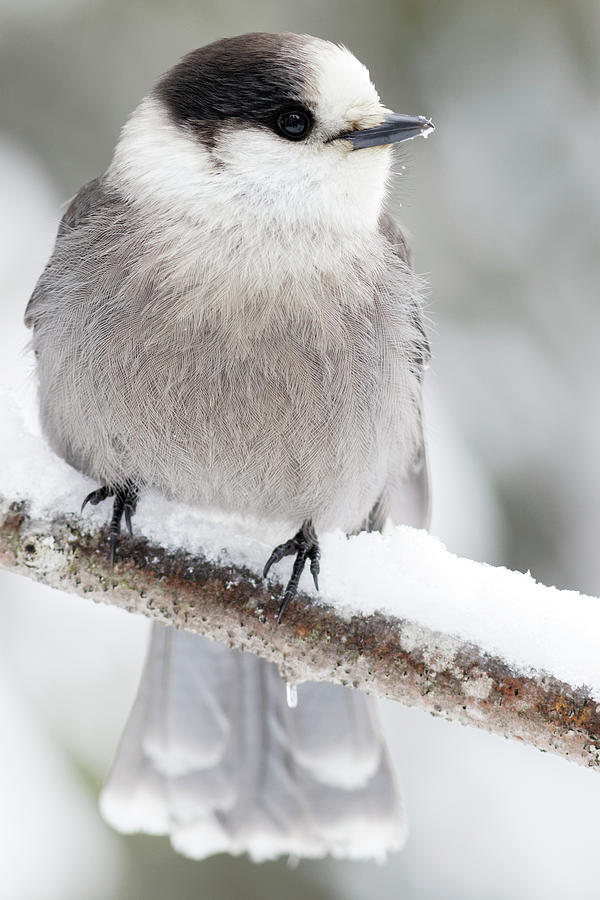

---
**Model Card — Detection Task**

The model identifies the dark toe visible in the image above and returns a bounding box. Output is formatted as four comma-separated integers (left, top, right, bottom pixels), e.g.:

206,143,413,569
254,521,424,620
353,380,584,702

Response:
109,532,118,567
81,485,113,513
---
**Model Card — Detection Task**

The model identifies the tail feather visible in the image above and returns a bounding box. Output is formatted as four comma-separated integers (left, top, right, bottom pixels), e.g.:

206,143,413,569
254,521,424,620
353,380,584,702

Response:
144,627,234,774
99,627,169,833
290,681,383,789
100,623,407,861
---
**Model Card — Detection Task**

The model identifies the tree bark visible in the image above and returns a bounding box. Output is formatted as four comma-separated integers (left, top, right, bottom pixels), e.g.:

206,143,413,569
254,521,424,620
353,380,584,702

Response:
2,496,599,772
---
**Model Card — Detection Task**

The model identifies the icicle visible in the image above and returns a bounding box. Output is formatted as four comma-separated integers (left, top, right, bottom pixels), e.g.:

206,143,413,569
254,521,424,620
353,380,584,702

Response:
286,681,298,709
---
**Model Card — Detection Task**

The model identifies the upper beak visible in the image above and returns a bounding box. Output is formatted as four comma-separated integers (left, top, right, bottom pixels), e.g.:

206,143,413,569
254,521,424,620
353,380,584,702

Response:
338,113,435,150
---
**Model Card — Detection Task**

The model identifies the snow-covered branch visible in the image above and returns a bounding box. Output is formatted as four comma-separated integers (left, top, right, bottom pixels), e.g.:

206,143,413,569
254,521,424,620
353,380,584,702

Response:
2,495,600,773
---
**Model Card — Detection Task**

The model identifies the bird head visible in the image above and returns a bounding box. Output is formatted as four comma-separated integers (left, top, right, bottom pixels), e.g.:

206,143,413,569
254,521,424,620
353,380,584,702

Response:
109,33,433,234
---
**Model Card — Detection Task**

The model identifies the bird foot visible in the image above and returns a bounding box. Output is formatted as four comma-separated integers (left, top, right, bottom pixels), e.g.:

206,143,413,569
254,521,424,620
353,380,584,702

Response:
81,481,139,565
263,520,320,623
81,485,114,511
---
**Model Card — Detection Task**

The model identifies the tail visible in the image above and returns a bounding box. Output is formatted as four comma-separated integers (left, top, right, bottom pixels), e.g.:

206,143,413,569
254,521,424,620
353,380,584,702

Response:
100,623,407,861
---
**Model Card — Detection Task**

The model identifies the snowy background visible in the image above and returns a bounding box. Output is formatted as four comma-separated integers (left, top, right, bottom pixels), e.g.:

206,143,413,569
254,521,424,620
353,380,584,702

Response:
2,0,600,897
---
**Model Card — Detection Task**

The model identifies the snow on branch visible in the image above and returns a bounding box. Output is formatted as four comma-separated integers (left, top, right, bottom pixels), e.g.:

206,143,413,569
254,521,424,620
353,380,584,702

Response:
2,495,600,773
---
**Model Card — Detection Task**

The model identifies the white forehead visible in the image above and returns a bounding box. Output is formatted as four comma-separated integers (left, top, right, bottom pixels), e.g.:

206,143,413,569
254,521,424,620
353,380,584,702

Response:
305,38,386,133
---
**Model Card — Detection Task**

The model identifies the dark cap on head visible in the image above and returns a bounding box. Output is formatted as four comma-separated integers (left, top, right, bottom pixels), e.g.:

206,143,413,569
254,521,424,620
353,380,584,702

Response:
155,33,312,135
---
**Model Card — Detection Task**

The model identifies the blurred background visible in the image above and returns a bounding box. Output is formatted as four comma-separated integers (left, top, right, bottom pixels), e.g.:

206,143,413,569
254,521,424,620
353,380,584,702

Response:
1,0,600,897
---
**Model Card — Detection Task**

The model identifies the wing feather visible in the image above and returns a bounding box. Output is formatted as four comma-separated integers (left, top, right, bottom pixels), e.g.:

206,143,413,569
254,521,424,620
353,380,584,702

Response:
378,211,431,531
24,177,104,328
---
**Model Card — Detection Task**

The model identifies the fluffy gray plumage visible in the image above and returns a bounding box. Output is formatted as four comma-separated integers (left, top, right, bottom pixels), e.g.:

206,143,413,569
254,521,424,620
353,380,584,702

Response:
27,180,427,533
26,32,431,860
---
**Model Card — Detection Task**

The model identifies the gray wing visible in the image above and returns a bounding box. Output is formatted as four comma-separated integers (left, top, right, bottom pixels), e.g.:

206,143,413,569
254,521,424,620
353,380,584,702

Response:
372,212,431,532
24,176,104,329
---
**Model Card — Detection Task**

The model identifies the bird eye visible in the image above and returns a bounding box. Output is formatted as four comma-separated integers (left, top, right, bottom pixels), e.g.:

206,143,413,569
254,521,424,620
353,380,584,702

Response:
275,109,312,141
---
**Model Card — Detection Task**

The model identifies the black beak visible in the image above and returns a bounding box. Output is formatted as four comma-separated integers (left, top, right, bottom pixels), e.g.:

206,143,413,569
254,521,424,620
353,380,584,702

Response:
338,113,434,150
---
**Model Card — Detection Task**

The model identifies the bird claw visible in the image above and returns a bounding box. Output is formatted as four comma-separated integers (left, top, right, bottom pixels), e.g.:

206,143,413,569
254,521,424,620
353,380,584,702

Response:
263,520,321,623
308,544,320,591
276,588,296,625
124,502,134,537
81,481,138,565
81,485,114,513
109,531,119,567
263,538,299,579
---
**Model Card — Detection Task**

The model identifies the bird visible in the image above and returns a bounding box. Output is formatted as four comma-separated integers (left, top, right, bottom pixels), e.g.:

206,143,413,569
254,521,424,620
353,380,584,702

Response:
25,32,433,861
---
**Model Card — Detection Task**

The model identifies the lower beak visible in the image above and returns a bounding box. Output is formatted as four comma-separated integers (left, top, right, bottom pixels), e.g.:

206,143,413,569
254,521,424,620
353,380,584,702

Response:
338,113,435,150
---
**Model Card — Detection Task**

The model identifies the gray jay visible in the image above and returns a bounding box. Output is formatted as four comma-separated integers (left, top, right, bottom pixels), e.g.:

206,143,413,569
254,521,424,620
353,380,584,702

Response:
26,33,433,860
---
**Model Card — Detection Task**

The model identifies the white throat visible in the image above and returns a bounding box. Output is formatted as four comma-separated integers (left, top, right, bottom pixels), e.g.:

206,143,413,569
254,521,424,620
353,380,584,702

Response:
106,97,394,324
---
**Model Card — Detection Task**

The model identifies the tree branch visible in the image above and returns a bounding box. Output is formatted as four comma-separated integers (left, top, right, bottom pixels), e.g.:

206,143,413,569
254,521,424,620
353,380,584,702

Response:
2,496,599,772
